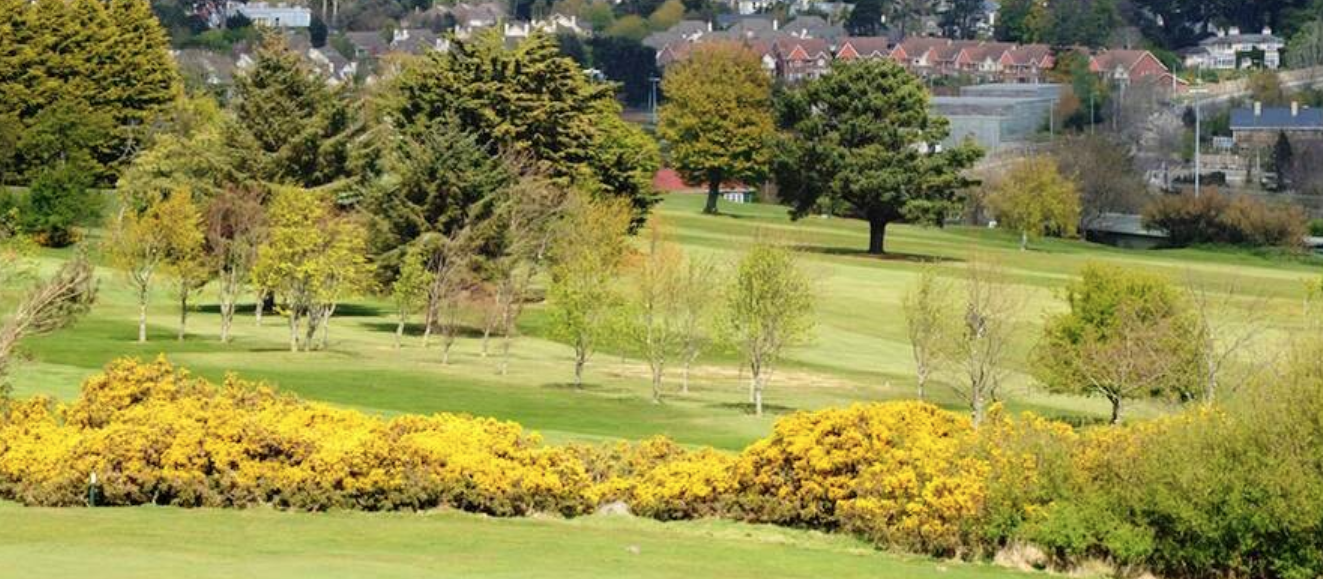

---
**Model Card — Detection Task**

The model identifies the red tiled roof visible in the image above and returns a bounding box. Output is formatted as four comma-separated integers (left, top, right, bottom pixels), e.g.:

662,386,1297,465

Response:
835,36,891,59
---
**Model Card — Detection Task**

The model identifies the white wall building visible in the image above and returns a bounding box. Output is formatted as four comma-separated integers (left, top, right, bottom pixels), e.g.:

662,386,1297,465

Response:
1184,27,1284,70
228,2,312,28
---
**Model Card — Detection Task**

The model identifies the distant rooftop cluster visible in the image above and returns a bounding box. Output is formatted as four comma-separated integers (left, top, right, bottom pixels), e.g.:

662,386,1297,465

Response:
180,2,587,87
648,16,1183,90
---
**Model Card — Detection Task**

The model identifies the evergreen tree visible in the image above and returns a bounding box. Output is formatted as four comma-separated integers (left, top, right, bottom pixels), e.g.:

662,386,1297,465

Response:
232,33,357,189
0,0,178,179
388,30,658,221
365,121,511,278
845,0,884,36
775,60,982,255
1274,131,1294,191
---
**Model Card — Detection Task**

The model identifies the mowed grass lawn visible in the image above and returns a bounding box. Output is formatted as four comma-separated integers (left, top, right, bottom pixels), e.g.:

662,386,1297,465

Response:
0,502,1031,579
2,193,1318,578
9,193,1320,448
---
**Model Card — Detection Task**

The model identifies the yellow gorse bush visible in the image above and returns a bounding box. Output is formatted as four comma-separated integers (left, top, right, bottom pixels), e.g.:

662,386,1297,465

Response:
0,357,1141,560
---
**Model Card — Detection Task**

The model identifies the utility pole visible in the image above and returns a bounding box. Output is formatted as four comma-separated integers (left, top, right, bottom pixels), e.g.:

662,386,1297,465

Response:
1190,87,1209,198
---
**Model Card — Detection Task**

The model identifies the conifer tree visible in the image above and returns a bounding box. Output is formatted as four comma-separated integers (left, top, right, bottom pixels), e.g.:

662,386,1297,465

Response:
232,34,356,189
388,29,658,222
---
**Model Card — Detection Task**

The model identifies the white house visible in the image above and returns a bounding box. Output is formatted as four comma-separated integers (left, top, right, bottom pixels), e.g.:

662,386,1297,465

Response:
227,2,311,28
1184,27,1284,70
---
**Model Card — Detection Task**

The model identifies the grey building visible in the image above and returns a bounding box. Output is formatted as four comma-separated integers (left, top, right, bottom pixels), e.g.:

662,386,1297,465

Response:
931,95,1054,150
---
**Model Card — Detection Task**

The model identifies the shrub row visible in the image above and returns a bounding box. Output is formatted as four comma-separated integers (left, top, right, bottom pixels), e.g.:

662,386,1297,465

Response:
3,356,1323,578
1142,190,1307,249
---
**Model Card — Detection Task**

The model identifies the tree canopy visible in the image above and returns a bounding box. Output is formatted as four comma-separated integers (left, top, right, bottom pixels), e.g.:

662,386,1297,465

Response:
0,0,179,179
774,59,982,255
657,43,775,215
1033,263,1203,423
388,29,658,223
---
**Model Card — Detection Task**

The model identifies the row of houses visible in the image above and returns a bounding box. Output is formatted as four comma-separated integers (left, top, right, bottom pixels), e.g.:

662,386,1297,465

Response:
656,32,1183,89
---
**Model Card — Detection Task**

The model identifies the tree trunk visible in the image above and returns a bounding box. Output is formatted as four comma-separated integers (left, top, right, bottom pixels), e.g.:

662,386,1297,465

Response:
867,218,888,255
255,291,267,327
916,367,927,401
137,299,148,344
651,366,663,404
288,313,299,352
220,298,233,343
681,358,692,394
1020,230,1028,251
752,372,764,417
703,174,720,215
1110,396,1122,425
394,317,405,349
177,292,188,341
573,352,585,388
481,325,492,358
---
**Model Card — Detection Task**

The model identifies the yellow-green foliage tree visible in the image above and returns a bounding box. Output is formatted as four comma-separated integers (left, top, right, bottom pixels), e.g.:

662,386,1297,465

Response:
252,187,371,352
721,238,814,416
547,195,632,387
1033,263,1203,423
161,192,210,341
988,156,1080,251
390,243,434,349
108,192,200,343
657,43,775,215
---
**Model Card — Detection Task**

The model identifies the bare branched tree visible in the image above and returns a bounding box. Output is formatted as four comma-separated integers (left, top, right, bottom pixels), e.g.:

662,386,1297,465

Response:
1185,274,1272,405
490,170,571,375
0,252,97,387
903,263,954,400
946,256,1019,427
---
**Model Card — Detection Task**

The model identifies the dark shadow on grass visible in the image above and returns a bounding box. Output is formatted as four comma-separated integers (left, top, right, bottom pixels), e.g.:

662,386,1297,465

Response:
540,381,636,395
192,303,383,317
793,245,964,264
359,321,487,339
708,401,798,416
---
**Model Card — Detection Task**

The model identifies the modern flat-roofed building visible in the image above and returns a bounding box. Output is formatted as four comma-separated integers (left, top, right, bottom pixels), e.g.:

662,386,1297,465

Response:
932,95,1053,150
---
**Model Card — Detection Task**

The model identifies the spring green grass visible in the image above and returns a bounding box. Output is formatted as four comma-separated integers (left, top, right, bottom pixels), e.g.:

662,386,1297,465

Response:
0,502,1035,579
9,193,1318,447
2,193,1316,578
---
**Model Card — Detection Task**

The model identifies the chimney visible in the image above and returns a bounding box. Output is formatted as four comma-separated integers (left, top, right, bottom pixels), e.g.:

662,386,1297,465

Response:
1217,28,1225,38
707,20,712,32
1293,101,1300,117
773,18,779,31
1263,26,1272,36
1255,101,1262,117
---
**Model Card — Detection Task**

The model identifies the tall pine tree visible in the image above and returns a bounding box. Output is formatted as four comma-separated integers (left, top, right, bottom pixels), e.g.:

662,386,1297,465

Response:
388,29,658,222
231,33,358,189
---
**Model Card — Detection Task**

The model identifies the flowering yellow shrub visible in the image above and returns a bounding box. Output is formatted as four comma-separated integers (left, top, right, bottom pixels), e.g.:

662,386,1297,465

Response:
0,357,595,515
733,402,979,536
971,405,1079,550
628,449,735,520
0,357,1137,562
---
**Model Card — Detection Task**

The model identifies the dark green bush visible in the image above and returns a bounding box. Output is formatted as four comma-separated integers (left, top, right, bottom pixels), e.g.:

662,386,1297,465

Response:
24,163,102,247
